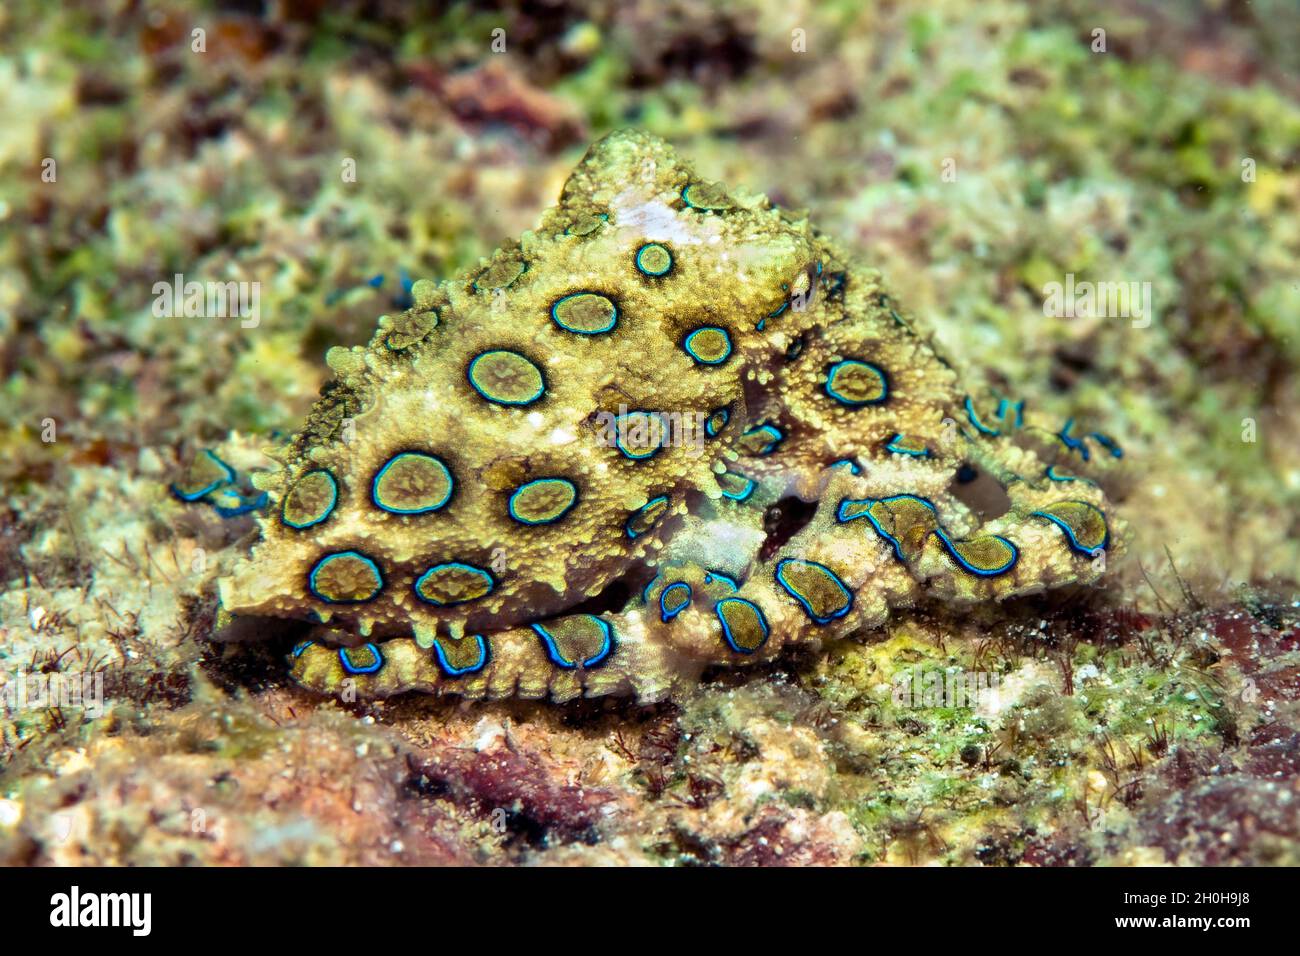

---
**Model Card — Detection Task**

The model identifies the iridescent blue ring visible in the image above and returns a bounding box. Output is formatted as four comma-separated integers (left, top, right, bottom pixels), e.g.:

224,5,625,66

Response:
412,561,496,607
507,478,578,526
825,360,889,407
308,550,384,604
683,326,733,365
530,616,614,670
338,643,384,675
634,243,673,277
932,528,1020,577
466,350,546,407
774,558,853,625
371,452,454,515
659,583,692,622
715,598,770,655
432,634,490,677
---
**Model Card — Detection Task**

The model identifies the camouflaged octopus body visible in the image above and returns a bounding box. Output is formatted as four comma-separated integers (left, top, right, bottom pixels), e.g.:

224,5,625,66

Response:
217,129,1124,702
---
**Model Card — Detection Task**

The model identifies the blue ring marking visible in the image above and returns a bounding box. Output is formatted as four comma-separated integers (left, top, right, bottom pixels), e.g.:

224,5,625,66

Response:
715,598,770,655
170,449,237,502
466,350,546,407
625,494,669,539
683,326,733,365
507,478,578,526
830,458,863,475
432,634,490,677
756,301,787,331
995,398,1025,429
719,472,756,502
371,452,454,515
705,407,730,437
614,410,666,460
283,471,338,529
825,360,889,407
1030,506,1110,556
884,434,931,458
641,573,663,604
530,615,614,669
339,643,384,675
1090,431,1124,459
1057,418,1090,462
836,494,938,562
211,488,269,518
291,640,314,658
659,583,692,622
550,292,619,335
932,528,1020,577
634,243,673,277
835,496,876,523
964,397,1000,437
742,423,784,455
703,570,739,592
308,551,384,604
775,558,853,625
412,561,496,606
1045,464,1094,484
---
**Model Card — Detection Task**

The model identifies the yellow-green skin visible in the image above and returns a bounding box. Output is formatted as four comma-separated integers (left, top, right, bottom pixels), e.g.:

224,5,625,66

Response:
217,130,1124,702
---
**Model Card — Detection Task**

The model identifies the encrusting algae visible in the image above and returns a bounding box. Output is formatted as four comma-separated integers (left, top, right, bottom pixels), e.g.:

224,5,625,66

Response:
208,130,1127,702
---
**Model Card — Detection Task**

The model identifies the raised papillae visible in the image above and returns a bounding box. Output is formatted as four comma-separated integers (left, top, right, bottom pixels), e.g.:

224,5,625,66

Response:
215,130,1125,701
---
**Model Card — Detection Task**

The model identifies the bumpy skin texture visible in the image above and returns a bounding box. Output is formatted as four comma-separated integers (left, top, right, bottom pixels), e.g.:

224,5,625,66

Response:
217,130,1125,702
